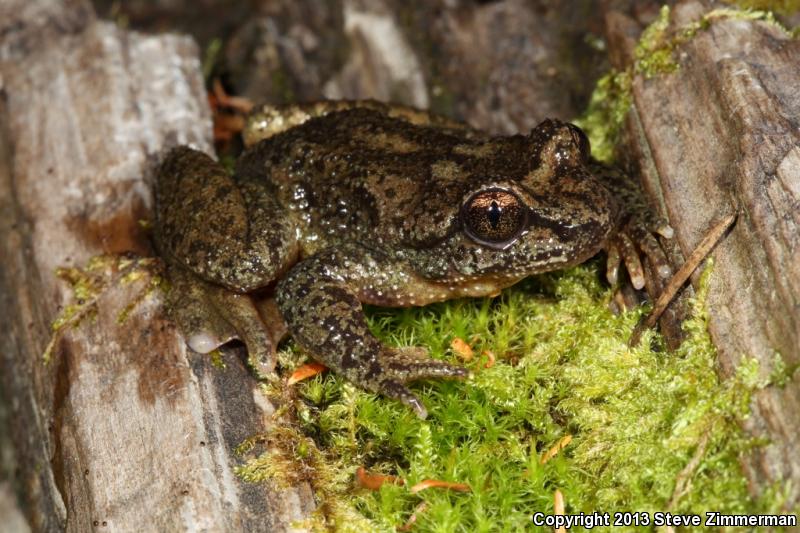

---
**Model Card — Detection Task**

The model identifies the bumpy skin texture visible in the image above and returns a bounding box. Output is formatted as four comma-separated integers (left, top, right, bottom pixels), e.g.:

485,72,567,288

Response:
154,100,668,418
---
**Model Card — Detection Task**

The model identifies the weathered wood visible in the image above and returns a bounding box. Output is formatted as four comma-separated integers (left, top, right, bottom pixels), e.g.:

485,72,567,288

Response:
219,0,607,134
0,482,30,533
0,1,314,530
606,0,800,507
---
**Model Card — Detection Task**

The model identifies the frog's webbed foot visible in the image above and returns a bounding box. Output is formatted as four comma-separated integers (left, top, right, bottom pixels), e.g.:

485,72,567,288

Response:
590,160,674,293
163,263,281,379
381,346,470,381
376,346,470,419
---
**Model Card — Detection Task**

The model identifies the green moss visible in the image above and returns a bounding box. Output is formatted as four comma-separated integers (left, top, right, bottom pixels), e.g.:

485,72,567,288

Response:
635,5,789,79
723,0,800,16
571,71,631,164
43,255,158,363
633,5,677,78
209,349,227,370
235,258,778,531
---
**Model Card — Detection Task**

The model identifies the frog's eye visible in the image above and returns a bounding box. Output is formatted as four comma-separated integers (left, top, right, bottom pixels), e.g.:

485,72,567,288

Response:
461,188,528,248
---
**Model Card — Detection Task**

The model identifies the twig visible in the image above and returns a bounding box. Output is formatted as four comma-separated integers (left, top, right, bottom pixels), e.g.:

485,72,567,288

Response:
630,213,736,346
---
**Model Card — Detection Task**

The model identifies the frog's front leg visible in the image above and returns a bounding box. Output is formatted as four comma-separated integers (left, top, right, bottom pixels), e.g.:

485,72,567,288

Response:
589,159,674,293
276,246,469,419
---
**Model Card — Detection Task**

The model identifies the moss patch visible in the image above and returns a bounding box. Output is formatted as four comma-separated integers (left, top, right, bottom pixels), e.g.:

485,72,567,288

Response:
634,6,786,79
44,255,160,363
574,4,792,164
571,71,631,164
236,260,787,531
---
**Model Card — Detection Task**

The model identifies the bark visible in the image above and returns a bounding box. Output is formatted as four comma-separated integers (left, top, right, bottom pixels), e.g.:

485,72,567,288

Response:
215,0,608,134
0,1,314,531
606,0,800,507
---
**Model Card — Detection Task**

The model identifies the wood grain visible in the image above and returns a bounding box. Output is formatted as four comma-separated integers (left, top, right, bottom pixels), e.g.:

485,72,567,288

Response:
0,1,314,530
607,0,800,507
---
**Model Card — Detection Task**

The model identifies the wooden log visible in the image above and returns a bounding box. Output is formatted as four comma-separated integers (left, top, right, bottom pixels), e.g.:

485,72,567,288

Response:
0,1,314,530
0,482,30,533
606,0,800,507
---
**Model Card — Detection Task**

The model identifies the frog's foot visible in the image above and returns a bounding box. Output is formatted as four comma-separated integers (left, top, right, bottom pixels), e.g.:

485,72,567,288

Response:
589,159,674,293
375,346,470,419
164,264,279,379
605,216,673,292
379,379,430,419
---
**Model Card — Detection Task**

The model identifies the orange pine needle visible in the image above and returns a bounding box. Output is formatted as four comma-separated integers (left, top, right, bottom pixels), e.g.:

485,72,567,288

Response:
397,502,428,531
450,337,474,361
554,489,566,533
355,466,404,490
540,435,573,464
211,78,254,113
287,362,327,385
409,479,471,494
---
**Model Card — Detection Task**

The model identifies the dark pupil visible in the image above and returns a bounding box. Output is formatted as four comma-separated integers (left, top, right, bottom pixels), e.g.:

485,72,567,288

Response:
462,189,526,246
488,201,501,228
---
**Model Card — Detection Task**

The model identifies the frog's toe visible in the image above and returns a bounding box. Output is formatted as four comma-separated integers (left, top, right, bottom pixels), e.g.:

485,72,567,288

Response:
379,379,428,419
617,232,645,290
631,224,673,280
383,347,470,381
187,331,228,354
164,264,278,378
605,242,621,285
606,218,674,294
210,292,278,379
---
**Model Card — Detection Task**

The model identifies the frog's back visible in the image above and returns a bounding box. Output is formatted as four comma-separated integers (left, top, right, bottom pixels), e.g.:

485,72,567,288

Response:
235,108,525,251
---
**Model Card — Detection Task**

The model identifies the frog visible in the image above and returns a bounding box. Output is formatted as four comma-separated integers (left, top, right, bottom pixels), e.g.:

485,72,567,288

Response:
153,99,672,419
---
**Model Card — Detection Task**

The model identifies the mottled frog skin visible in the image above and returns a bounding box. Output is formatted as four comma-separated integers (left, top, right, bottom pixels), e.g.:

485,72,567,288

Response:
154,100,670,418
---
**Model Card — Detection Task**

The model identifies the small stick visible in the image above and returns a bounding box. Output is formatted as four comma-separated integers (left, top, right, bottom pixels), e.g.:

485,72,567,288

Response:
539,435,573,465
630,213,737,346
355,466,404,490
409,479,471,494
554,489,566,533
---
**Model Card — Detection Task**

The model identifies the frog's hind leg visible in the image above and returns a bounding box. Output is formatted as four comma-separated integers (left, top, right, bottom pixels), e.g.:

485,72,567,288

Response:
382,346,470,381
155,146,298,293
163,263,282,379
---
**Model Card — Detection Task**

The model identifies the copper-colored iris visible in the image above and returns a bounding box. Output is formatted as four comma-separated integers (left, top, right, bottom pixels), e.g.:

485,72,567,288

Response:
461,188,527,247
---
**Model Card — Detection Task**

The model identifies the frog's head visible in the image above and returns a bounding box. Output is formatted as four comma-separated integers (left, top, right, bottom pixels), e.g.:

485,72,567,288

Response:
429,119,616,284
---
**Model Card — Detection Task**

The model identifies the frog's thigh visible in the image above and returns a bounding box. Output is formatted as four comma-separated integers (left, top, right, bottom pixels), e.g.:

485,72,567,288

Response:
155,147,296,292
244,99,469,146
164,263,278,377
